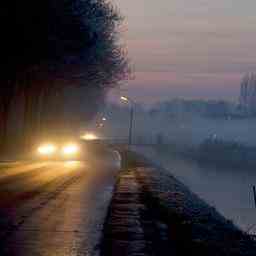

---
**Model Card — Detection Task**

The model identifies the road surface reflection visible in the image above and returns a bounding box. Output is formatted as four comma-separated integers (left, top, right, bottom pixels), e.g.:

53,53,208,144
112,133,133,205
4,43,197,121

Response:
0,153,120,255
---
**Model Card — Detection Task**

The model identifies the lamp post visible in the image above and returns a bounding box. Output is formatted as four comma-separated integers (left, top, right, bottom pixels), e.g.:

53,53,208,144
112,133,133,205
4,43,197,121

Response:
120,96,134,145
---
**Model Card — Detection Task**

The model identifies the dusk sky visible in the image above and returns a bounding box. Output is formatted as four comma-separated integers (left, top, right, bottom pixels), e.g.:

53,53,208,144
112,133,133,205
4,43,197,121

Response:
111,0,256,104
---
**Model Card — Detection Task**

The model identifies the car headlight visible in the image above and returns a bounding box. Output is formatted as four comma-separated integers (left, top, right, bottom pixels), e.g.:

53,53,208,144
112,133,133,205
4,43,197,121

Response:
62,144,79,156
38,144,57,156
81,133,98,141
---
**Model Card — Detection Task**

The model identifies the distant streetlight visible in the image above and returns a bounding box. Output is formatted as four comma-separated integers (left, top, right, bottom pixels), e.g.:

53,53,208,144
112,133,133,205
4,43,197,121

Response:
120,96,129,102
81,132,98,141
95,116,106,128
120,96,134,145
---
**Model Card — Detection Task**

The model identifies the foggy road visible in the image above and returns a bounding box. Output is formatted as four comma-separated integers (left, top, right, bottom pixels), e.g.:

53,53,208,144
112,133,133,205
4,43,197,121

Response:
0,160,119,255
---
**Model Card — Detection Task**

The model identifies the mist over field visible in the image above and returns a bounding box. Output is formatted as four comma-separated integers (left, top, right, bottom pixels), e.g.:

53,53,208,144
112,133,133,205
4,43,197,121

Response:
99,100,256,146
95,98,256,234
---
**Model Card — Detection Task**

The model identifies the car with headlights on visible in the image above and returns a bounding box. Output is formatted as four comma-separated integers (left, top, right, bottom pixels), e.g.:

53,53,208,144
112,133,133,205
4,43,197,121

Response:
36,142,81,160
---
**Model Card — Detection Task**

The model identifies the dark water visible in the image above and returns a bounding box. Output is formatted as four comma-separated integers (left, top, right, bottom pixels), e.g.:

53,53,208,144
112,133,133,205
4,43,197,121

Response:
134,146,256,234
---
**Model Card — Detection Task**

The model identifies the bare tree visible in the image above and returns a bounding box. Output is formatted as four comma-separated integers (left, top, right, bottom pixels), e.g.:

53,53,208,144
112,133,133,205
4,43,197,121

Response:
239,73,256,115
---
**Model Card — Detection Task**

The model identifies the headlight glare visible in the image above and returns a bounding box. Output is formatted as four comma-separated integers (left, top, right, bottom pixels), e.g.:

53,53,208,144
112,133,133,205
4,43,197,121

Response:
62,144,79,155
38,144,57,155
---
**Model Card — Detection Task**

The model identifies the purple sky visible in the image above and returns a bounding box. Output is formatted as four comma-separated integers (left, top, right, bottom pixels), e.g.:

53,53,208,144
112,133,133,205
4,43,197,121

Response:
110,0,256,104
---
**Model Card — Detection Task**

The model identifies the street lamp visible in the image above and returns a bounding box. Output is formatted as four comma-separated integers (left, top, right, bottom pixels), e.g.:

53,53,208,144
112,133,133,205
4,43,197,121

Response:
120,96,129,102
121,96,134,145
96,116,107,128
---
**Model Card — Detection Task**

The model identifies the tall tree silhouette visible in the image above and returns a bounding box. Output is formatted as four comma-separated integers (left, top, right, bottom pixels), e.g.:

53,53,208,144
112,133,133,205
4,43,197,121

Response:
0,0,129,149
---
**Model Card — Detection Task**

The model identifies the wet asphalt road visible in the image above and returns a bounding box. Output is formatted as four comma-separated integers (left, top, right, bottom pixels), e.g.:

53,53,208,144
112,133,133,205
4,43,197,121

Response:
0,159,119,256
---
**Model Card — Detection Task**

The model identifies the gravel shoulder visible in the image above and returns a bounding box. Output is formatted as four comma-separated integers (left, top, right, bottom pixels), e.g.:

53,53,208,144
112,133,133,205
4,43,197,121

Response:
101,150,256,256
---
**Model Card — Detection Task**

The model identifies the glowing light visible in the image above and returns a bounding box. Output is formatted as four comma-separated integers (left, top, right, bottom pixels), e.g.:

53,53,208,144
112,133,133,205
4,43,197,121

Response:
102,117,107,121
62,144,79,155
64,161,80,168
81,133,98,141
38,144,57,155
121,96,129,102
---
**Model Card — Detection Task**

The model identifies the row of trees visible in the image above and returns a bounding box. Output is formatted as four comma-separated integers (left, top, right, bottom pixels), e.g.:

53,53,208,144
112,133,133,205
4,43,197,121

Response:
146,73,256,119
149,99,235,119
0,0,129,153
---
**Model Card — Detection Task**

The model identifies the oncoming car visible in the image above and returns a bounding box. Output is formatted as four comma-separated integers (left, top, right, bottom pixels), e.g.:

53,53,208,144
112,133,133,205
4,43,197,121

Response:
37,142,81,160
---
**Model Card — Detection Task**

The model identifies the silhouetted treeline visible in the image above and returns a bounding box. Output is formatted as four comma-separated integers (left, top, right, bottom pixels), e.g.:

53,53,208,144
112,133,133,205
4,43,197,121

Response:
149,99,248,119
0,0,129,152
